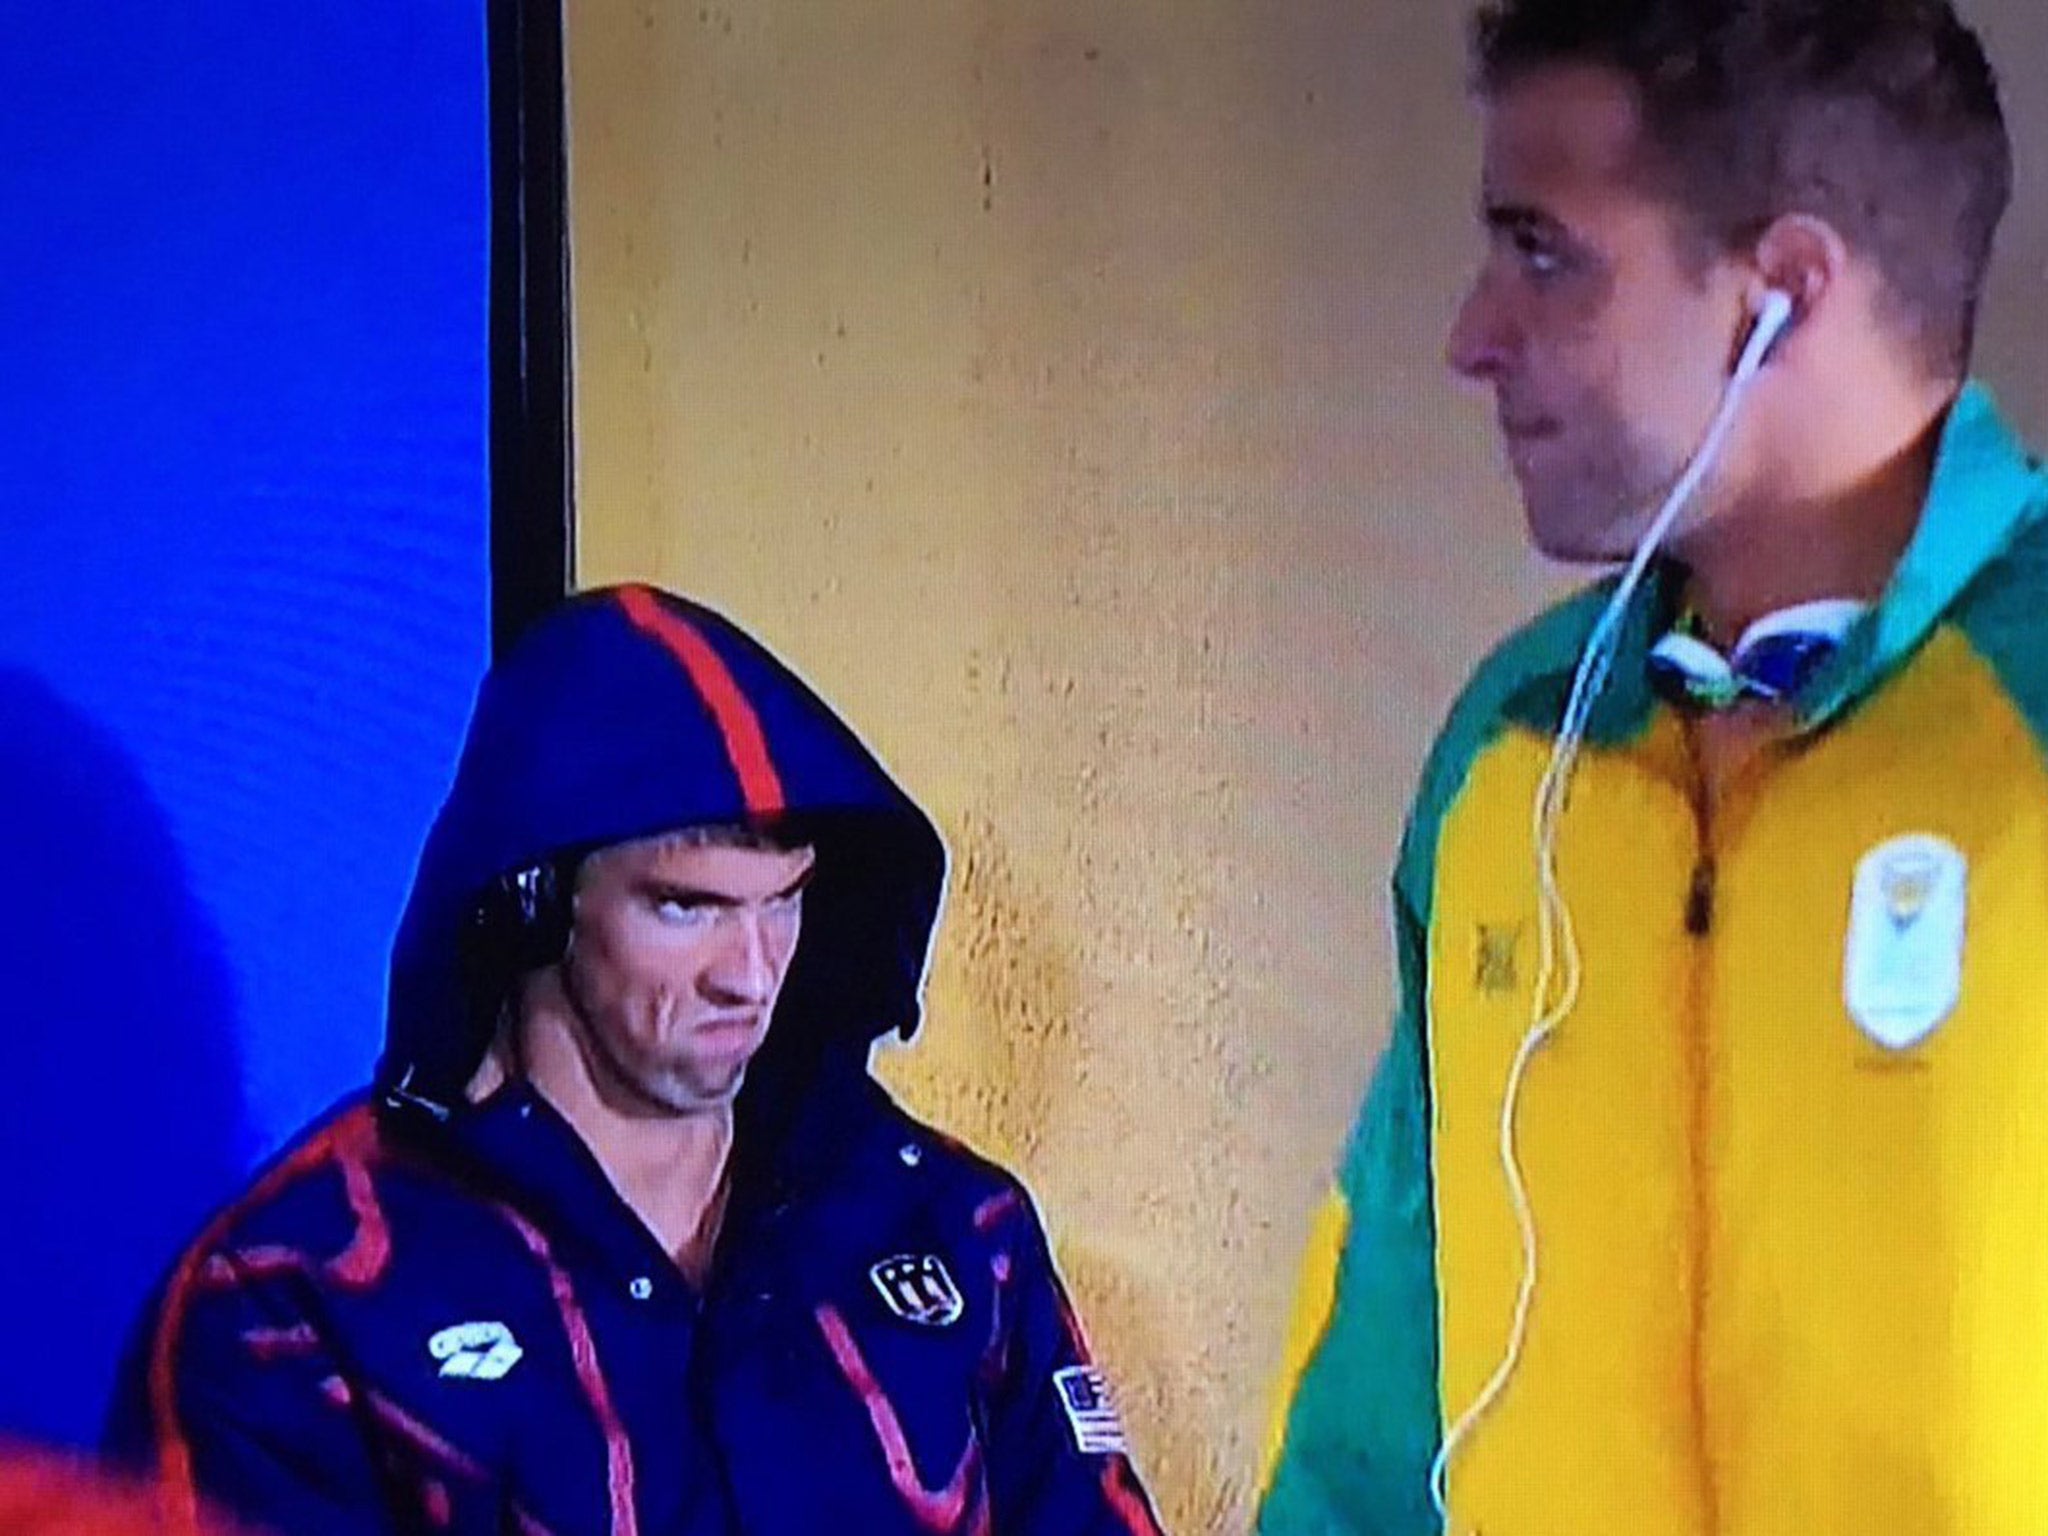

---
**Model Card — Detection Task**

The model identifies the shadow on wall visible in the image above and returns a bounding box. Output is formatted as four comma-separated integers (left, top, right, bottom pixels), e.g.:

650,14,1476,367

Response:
0,669,252,1446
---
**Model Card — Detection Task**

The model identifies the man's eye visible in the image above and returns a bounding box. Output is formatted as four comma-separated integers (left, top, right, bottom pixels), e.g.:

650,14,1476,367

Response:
654,897,716,924
1514,232,1565,277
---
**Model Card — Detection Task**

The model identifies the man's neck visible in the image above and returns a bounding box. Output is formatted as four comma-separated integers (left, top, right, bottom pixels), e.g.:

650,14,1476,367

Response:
1673,382,1954,647
511,977,737,1274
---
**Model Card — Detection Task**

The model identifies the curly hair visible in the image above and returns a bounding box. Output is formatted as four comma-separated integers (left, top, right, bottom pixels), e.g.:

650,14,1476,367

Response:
1471,0,2012,376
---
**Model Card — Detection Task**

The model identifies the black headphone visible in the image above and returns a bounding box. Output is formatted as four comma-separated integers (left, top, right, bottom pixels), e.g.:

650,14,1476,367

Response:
461,857,577,993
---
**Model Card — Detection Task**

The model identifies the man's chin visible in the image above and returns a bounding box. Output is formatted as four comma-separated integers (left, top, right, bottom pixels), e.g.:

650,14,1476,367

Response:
680,1061,751,1110
627,1061,752,1116
1523,491,1654,567
1525,517,1632,568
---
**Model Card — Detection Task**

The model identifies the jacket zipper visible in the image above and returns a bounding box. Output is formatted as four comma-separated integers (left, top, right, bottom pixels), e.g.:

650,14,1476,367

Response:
1685,854,1716,936
1682,746,1722,1534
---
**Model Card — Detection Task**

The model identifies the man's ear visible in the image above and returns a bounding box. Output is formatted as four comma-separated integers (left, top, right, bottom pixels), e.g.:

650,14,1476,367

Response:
1748,212,1850,338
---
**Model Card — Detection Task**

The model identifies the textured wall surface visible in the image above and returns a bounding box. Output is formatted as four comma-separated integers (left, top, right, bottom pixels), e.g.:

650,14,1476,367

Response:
565,4,2047,1531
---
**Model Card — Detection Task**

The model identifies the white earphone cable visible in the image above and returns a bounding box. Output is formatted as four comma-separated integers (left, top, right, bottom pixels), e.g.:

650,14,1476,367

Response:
1427,294,1791,1526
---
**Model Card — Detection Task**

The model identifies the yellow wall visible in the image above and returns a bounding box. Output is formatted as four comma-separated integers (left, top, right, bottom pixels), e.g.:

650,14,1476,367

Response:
565,5,2047,1531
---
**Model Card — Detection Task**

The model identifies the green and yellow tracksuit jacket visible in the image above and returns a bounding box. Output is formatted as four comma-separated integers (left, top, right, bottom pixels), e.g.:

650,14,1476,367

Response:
1259,384,2048,1535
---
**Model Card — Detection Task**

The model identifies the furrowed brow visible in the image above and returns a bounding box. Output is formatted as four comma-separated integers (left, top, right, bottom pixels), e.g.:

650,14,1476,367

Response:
1482,198,1564,238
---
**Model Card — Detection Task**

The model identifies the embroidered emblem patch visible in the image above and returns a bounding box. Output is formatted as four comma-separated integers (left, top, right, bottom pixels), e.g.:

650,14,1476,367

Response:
1473,923,1522,995
870,1254,964,1328
1053,1365,1129,1455
1844,833,1967,1050
429,1321,523,1381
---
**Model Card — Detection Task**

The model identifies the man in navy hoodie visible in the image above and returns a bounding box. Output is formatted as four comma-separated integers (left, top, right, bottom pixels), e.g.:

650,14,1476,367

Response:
109,585,1164,1536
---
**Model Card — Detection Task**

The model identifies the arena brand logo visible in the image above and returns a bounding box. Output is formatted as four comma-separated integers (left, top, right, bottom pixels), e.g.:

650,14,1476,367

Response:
429,1321,524,1381
870,1254,964,1328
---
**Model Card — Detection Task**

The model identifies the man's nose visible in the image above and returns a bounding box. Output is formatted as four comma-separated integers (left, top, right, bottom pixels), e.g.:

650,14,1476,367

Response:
1445,274,1514,382
705,910,776,1003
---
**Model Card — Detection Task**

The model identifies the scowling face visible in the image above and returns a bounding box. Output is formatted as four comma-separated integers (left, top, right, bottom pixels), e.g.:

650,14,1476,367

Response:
559,834,816,1115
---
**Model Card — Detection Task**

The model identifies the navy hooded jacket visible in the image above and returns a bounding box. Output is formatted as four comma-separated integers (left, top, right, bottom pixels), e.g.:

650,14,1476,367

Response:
109,586,1166,1536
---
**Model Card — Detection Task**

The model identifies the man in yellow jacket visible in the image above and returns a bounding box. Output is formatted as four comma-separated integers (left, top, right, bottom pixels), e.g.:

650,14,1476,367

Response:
1260,1,2046,1531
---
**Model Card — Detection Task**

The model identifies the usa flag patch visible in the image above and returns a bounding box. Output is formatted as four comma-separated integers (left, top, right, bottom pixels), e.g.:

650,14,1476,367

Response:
1053,1365,1128,1455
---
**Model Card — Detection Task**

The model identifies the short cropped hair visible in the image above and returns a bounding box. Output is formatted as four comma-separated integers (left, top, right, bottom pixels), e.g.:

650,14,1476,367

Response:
1471,0,2012,376
580,821,804,876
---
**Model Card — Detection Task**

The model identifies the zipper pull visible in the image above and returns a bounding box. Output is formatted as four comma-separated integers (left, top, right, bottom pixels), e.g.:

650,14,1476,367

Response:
1685,856,1716,936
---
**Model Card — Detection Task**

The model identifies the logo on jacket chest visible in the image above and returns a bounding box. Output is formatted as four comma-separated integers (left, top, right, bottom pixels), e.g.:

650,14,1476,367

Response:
1473,922,1523,996
870,1254,964,1328
428,1321,523,1381
1844,832,1968,1051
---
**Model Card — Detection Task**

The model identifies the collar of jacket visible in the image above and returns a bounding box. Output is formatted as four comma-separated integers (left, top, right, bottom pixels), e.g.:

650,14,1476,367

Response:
1500,381,2048,746
388,1054,894,1293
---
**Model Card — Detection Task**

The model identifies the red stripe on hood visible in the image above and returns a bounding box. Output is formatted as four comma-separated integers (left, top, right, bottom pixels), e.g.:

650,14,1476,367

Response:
616,586,786,818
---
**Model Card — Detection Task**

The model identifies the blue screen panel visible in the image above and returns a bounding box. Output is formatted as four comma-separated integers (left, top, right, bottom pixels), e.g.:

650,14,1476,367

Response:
0,1,489,1445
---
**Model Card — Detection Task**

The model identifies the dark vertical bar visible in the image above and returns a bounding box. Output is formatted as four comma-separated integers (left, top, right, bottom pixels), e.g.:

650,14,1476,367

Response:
488,0,574,659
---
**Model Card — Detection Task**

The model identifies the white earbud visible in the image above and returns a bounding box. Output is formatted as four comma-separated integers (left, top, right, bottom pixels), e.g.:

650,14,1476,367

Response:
1734,288,1796,382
